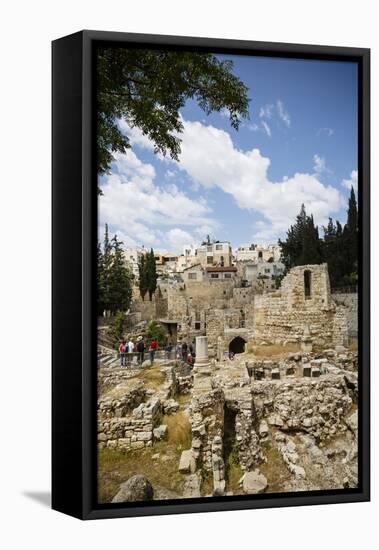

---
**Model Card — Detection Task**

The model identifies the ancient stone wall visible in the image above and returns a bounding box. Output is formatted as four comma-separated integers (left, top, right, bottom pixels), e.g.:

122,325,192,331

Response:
332,293,358,340
98,398,162,451
189,388,225,471
253,264,348,347
251,375,353,441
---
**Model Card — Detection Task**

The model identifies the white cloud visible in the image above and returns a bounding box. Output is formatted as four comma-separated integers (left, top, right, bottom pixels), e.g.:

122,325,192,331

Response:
259,104,274,119
341,170,358,192
258,100,290,135
261,120,272,137
317,127,334,137
99,149,216,249
277,100,291,127
313,154,330,174
114,116,343,243
245,122,260,132
173,119,343,240
165,228,195,254
118,119,155,151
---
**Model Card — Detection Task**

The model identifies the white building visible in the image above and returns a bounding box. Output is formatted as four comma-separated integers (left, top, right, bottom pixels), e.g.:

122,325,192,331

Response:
236,243,281,263
196,240,233,267
243,260,285,291
123,247,145,278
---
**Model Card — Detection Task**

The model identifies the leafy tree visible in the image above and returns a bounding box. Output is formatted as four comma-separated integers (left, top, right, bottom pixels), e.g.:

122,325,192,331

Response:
146,320,167,348
97,241,106,315
96,48,249,174
112,310,125,340
97,226,134,315
343,186,358,270
107,234,134,313
279,204,323,270
280,191,359,289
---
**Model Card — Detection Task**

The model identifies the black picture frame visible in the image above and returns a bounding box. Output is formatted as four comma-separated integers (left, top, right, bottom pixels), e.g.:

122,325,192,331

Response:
52,30,370,520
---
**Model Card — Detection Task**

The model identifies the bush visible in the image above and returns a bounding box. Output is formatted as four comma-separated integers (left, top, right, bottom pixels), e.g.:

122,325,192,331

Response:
146,320,167,347
112,311,125,340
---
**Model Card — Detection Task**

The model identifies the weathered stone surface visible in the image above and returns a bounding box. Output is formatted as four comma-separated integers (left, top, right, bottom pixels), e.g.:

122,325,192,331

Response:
179,450,196,474
112,475,154,503
153,424,168,440
163,398,179,415
242,471,268,494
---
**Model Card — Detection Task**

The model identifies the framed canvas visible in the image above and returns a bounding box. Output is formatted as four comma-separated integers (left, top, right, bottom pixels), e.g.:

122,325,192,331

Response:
52,30,370,520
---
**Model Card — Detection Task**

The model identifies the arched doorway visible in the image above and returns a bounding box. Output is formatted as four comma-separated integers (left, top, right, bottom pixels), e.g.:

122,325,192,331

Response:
229,336,246,354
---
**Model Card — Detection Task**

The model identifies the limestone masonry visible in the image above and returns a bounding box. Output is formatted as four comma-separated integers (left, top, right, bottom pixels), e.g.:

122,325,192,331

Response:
98,262,358,501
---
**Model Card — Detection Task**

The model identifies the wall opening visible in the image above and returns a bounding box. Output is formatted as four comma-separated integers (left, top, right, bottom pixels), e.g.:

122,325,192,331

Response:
304,270,312,299
229,336,246,354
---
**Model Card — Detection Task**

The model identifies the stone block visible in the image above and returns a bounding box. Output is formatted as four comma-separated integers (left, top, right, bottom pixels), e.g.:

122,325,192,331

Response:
179,450,196,474
153,424,168,441
242,471,268,494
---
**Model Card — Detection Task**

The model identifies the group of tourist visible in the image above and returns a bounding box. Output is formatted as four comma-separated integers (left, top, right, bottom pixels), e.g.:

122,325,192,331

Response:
118,336,158,368
176,341,196,367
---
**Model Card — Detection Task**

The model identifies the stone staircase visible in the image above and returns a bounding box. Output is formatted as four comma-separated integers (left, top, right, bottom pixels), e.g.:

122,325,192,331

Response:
98,345,119,368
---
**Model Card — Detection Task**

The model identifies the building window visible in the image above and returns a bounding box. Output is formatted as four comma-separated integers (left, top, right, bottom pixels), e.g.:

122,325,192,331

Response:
188,273,197,280
304,270,311,299
211,273,219,279
220,255,224,266
195,322,201,330
265,268,270,273
207,246,212,252
258,251,263,259
207,256,213,264
216,244,223,250
224,273,232,279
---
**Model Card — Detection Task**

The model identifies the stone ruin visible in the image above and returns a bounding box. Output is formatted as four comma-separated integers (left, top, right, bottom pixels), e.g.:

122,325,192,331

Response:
97,263,359,501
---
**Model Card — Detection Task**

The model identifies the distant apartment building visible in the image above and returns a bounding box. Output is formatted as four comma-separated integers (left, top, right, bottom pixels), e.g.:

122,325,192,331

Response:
236,243,281,263
205,266,238,280
123,247,145,278
243,260,285,291
154,252,179,274
181,264,238,283
182,240,233,268
196,240,233,267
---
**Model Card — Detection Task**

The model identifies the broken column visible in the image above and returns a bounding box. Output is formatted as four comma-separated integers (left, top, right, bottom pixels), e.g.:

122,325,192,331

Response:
194,336,212,376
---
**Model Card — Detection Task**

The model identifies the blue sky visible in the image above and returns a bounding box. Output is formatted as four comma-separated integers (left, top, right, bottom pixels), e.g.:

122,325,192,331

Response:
99,53,358,254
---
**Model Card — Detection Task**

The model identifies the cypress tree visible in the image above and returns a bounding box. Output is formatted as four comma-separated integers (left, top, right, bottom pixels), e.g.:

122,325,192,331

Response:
147,248,158,301
138,253,148,301
107,235,133,314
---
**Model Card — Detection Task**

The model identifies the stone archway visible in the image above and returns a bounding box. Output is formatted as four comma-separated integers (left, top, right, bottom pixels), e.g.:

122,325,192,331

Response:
229,336,246,354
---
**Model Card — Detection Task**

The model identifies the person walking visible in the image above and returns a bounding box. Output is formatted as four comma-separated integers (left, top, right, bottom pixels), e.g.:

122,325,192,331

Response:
118,340,126,367
136,337,145,365
176,342,182,360
149,338,158,365
128,339,135,353
181,342,188,363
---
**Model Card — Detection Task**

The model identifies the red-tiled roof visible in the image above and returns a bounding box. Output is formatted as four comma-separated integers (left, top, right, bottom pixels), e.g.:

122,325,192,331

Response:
206,266,237,272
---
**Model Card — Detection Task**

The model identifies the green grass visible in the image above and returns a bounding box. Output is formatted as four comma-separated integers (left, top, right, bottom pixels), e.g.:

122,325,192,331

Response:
136,363,166,390
259,439,292,492
98,409,192,503
224,446,244,495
